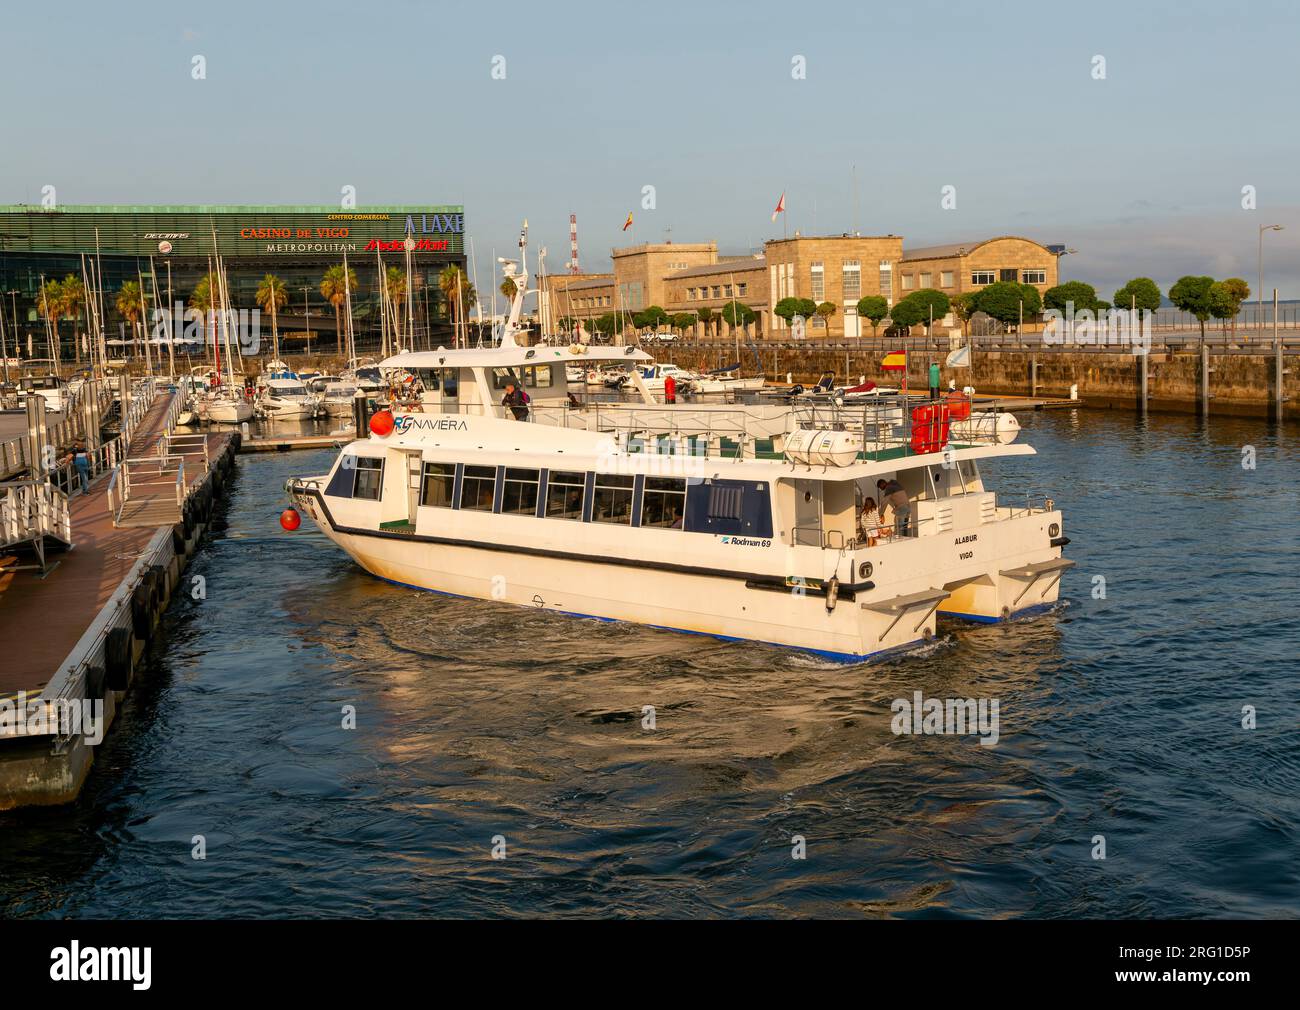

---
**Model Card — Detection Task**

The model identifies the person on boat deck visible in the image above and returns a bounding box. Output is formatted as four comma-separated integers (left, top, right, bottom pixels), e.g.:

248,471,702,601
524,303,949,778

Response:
928,361,941,399
669,505,683,529
877,478,911,537
858,496,883,547
502,380,530,421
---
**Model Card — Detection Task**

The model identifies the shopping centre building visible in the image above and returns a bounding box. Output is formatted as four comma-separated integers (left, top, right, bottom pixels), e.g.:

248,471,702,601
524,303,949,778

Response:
0,205,467,357
541,233,1063,339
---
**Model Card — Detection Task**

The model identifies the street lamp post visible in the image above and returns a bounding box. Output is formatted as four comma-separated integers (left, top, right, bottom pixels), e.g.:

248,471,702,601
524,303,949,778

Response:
1258,224,1283,338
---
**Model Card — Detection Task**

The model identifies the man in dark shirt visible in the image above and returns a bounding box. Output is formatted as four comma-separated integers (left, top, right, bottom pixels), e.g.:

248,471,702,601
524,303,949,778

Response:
876,477,911,537
502,381,529,421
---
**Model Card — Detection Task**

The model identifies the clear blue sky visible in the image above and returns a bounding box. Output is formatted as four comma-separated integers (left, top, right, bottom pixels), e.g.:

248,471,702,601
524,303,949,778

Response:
3,0,1298,301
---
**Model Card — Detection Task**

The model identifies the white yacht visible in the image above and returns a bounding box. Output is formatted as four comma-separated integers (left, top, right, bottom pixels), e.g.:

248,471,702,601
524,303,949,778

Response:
196,384,254,424
257,376,322,420
285,230,1071,662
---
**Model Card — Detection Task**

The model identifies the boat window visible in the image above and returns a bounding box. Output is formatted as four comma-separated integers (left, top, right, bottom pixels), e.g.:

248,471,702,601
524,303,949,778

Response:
414,368,440,391
443,369,459,398
353,457,385,501
492,367,524,390
642,477,686,529
460,464,497,511
592,473,634,524
545,469,585,520
531,365,555,388
420,462,455,507
501,467,540,515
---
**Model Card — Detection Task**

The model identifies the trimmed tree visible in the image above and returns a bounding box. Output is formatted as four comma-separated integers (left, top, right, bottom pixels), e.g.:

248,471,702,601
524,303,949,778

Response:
951,291,981,336
1112,277,1162,317
887,295,927,333
1208,278,1250,338
971,281,1036,329
1168,275,1216,343
672,312,696,337
814,301,837,333
697,306,715,339
721,299,756,334
1044,280,1104,315
905,288,951,332
856,295,889,338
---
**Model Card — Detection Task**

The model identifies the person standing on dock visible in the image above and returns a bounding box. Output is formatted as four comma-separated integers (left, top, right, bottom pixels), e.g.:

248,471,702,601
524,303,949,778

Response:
73,440,91,495
928,361,940,400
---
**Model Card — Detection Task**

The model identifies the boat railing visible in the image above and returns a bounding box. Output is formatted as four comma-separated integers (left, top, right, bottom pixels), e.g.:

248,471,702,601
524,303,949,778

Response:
1003,493,1056,519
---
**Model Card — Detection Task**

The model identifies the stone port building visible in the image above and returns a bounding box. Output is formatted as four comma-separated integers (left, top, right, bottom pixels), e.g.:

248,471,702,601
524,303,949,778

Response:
540,233,1061,340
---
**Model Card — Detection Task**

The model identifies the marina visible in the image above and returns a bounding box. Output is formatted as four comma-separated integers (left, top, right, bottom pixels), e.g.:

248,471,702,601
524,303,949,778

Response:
0,0,1297,944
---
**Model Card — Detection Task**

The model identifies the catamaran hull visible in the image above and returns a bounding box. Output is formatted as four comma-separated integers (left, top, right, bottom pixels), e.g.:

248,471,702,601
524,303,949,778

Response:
291,489,1066,661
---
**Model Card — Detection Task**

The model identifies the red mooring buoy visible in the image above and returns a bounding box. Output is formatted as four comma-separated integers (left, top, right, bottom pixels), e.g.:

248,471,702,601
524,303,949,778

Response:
369,409,395,437
279,508,301,531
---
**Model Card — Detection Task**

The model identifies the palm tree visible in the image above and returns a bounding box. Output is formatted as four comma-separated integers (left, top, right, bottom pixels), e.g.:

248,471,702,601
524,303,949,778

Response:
115,280,146,358
384,265,407,339
191,274,216,360
439,265,472,346
38,277,63,360
59,275,86,364
500,277,518,302
255,273,289,360
320,264,358,357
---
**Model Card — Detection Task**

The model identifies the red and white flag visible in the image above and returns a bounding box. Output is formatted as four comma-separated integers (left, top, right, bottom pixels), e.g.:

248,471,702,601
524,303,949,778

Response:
771,192,785,222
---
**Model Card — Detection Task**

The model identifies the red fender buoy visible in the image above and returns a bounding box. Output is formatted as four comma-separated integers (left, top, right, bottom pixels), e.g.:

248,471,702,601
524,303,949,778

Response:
369,409,395,437
280,508,302,531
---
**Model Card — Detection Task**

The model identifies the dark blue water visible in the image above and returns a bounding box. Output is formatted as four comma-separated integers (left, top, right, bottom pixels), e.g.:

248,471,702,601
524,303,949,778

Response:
2,409,1297,918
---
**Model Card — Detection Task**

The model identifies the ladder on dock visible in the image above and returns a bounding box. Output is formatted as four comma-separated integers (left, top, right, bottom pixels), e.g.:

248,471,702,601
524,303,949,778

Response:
0,478,73,575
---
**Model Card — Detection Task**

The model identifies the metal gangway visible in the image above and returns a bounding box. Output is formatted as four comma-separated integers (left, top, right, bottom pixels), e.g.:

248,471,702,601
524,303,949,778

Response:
106,380,210,528
0,478,72,576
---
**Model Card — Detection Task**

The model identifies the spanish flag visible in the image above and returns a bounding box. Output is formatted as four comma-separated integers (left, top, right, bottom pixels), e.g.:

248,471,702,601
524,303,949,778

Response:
622,211,633,232
881,350,906,370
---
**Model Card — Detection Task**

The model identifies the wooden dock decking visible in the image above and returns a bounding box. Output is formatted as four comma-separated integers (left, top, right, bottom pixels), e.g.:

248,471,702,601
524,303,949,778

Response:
0,390,227,700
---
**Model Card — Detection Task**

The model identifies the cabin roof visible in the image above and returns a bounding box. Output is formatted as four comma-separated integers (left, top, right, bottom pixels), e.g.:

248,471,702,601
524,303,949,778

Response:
340,427,1035,478
380,344,652,370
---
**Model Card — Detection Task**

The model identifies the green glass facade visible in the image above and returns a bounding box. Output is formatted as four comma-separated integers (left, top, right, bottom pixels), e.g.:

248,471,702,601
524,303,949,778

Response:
0,205,468,359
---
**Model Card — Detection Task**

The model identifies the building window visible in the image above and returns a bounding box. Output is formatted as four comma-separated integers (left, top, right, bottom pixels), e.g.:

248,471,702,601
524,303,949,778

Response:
641,477,686,529
918,272,932,288
592,473,634,524
460,464,496,511
710,285,720,298
810,262,824,301
971,270,996,285
1000,268,1018,282
501,468,540,515
687,288,695,301
879,261,892,302
353,457,384,501
842,260,861,300
420,462,454,507
901,273,915,290
724,284,732,297
940,270,954,288
1022,268,1047,284
545,469,585,520
737,282,747,296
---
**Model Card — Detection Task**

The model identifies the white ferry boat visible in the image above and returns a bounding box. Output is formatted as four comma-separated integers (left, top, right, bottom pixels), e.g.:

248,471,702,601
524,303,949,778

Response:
285,268,1069,663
